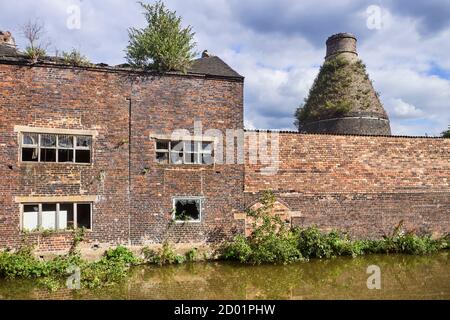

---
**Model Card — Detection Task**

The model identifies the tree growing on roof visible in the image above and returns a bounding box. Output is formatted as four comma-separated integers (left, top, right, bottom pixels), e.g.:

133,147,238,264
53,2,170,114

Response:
21,19,50,62
125,1,197,73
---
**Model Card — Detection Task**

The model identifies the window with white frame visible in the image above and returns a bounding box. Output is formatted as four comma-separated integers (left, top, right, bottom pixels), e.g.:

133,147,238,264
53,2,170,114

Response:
173,198,202,222
156,140,214,165
21,133,92,164
22,203,92,232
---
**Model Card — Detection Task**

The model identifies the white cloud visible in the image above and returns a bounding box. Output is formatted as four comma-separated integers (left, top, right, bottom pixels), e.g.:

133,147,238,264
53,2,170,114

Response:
1,0,449,136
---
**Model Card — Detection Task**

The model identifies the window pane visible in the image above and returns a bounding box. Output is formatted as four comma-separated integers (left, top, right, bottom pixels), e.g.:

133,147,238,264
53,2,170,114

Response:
156,140,169,150
23,133,38,146
202,142,213,152
75,150,91,163
77,204,91,229
58,135,73,148
41,134,56,147
40,149,57,162
23,205,39,231
76,136,91,148
59,203,74,230
58,149,74,163
171,141,184,152
184,152,195,164
41,204,56,230
174,199,201,221
170,152,183,164
22,148,38,162
202,153,214,165
184,141,195,153
156,152,169,164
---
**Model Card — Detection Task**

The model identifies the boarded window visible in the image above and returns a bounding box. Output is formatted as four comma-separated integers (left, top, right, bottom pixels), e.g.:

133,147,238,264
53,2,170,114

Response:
173,198,202,222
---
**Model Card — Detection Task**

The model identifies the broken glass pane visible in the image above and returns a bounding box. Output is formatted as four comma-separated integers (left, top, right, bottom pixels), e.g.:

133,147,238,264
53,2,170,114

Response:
174,199,201,221
22,133,38,146
156,152,169,164
156,140,169,150
75,150,91,163
76,136,91,148
77,204,91,229
40,148,57,162
41,134,56,147
58,135,74,148
22,148,38,162
58,149,74,162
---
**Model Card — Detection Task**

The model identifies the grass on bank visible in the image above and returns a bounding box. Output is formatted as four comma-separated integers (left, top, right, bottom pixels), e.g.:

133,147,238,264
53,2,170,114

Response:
0,192,448,291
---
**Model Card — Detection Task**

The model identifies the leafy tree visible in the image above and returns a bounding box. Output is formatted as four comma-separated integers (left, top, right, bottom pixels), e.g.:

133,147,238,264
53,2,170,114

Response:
126,1,196,72
442,126,450,138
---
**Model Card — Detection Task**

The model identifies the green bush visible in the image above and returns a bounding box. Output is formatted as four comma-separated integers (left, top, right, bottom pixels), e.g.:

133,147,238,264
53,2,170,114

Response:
62,49,91,67
142,241,185,265
185,248,199,262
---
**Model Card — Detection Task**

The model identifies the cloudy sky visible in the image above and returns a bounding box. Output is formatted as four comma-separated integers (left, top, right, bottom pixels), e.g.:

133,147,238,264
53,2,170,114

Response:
1,0,449,136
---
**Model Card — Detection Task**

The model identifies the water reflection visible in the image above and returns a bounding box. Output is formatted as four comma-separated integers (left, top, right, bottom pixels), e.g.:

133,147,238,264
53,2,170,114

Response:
0,252,448,300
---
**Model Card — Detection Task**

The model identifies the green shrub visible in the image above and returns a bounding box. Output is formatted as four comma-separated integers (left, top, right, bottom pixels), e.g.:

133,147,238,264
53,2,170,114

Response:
221,191,302,265
142,241,185,265
185,248,198,262
62,49,92,67
24,46,46,62
103,246,140,265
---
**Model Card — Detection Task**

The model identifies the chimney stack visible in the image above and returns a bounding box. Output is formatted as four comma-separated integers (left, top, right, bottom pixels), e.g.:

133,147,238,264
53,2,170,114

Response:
0,31,16,48
325,32,357,61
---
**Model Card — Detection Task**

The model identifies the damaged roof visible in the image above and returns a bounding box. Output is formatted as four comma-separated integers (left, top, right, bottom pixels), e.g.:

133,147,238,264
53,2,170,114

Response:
0,44,243,80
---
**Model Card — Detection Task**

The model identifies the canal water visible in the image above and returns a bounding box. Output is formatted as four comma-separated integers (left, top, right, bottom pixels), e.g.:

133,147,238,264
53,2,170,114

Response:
0,252,449,300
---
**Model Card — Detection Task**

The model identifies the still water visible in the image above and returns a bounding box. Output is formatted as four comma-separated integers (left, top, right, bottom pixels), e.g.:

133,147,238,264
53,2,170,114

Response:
0,252,449,300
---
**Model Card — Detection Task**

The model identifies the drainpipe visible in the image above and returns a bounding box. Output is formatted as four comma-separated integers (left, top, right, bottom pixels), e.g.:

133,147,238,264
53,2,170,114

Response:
126,97,132,246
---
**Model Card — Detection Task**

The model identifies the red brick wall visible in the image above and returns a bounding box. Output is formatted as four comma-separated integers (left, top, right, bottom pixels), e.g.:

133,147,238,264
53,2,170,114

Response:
245,133,450,238
0,62,245,250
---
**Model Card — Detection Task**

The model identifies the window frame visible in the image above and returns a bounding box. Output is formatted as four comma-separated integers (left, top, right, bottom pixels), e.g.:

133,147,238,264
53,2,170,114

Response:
155,139,214,165
172,197,203,223
20,202,93,232
20,132,92,165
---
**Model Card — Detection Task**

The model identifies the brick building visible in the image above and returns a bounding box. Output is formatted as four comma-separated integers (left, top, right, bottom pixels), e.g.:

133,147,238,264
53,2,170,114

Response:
0,32,449,252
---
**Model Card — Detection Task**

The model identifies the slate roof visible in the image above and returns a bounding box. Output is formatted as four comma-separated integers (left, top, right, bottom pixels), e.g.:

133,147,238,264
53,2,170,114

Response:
189,56,243,79
0,44,18,57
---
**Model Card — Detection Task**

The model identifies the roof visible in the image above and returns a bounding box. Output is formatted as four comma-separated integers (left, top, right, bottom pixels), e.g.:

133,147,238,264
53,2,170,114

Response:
0,46,244,80
189,56,243,79
0,44,18,57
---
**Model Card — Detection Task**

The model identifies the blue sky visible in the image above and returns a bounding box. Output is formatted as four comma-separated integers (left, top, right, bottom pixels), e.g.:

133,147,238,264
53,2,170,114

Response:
1,0,449,136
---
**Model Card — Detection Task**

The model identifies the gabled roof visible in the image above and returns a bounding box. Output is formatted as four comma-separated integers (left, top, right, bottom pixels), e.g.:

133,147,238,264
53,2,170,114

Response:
189,56,243,79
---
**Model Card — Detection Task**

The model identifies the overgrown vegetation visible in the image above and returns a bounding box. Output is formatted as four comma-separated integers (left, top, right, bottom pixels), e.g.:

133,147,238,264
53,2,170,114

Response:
61,49,92,67
294,57,373,129
126,1,197,72
21,19,49,62
220,191,448,265
0,191,447,290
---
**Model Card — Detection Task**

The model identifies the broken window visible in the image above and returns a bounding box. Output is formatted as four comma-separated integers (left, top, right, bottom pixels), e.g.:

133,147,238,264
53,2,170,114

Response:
20,133,92,164
173,198,202,222
76,203,92,229
21,133,39,162
21,202,92,232
155,139,214,165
